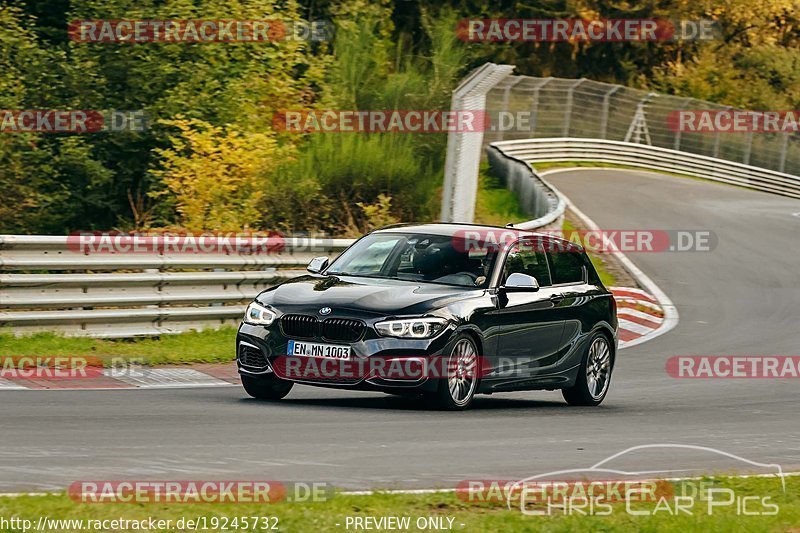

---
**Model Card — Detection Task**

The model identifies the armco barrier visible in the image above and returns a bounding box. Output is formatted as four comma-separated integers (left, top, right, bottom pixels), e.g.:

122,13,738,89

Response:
491,138,800,199
486,144,565,230
0,236,352,337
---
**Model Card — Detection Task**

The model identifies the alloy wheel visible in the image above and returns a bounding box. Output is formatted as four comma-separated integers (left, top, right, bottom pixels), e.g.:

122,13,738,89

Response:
586,336,612,400
447,338,478,406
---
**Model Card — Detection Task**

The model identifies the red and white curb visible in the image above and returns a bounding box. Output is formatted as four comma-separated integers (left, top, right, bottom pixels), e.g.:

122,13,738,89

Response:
0,364,239,391
609,286,666,348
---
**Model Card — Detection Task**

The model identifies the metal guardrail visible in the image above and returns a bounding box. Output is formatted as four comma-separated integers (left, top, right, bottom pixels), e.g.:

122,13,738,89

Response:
491,137,800,199
0,236,352,337
485,145,565,230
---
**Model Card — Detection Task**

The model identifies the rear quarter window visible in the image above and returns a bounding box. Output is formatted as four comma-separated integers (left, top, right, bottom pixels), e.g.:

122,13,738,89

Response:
546,249,586,285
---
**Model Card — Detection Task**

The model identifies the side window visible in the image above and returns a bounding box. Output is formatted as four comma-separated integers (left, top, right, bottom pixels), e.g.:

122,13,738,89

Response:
502,242,552,286
546,249,586,285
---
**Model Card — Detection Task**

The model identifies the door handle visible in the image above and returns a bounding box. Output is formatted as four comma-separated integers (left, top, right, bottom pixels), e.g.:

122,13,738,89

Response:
549,293,566,303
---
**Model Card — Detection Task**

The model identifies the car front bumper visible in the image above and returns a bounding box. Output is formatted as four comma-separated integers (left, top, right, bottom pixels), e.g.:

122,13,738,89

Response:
236,322,455,393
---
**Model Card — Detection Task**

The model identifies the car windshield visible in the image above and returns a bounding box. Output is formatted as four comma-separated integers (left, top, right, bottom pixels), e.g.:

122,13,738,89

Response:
325,232,498,288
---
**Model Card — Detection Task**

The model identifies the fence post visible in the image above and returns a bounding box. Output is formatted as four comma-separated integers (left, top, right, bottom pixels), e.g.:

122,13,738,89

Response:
713,106,731,159
499,77,524,140
529,77,552,137
600,85,621,139
673,98,693,151
743,130,754,166
563,79,585,137
779,132,789,173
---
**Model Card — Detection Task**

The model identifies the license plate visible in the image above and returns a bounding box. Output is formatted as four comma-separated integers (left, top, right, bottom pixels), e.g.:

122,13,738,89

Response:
287,340,351,360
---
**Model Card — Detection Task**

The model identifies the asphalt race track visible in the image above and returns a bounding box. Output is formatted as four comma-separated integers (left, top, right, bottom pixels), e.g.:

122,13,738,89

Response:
1,169,799,492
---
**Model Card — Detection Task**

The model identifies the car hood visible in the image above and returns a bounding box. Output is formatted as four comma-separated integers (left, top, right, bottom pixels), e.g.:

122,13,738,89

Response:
257,274,481,316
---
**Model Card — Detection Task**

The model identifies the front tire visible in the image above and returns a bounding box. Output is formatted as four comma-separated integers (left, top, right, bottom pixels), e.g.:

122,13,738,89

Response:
429,334,479,411
241,374,293,400
562,332,613,406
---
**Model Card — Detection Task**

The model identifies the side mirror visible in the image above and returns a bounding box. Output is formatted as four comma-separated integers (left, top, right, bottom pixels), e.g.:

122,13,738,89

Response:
307,256,329,274
501,272,540,292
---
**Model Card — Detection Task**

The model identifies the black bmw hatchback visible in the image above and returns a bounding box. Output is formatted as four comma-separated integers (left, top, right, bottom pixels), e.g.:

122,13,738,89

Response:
236,223,617,410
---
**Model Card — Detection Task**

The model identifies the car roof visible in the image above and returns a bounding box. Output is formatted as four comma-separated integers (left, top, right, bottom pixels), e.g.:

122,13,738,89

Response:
371,222,583,249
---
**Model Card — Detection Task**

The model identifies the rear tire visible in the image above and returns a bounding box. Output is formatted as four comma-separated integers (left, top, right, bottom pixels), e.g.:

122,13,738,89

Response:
428,334,479,411
241,374,293,400
562,332,613,406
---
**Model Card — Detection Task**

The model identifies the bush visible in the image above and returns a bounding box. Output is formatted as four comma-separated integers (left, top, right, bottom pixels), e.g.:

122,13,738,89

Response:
150,118,295,232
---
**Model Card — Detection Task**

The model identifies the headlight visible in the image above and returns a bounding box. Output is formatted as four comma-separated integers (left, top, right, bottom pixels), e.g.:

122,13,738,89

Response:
243,302,277,326
374,317,449,339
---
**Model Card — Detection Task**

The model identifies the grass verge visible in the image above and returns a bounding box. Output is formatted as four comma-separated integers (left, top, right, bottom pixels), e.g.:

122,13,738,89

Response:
474,165,527,227
0,476,796,532
0,328,236,365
